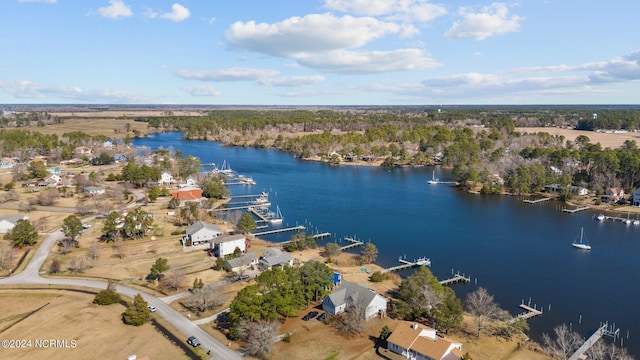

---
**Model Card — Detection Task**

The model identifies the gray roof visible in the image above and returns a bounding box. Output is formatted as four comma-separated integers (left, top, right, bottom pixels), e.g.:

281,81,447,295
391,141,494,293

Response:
226,252,258,269
185,221,222,236
324,281,377,309
0,215,28,224
213,233,246,244
260,247,293,267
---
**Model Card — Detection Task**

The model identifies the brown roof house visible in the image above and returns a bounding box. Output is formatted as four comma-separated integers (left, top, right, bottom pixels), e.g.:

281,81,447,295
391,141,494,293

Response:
171,188,203,201
386,321,463,360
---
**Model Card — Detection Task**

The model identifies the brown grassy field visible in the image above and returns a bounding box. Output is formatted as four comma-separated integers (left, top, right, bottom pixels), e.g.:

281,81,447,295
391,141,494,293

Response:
516,127,640,149
0,288,191,360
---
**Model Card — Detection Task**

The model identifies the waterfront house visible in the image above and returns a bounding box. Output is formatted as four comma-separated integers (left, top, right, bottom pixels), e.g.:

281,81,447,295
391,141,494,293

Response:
178,176,197,189
258,247,294,270
171,188,203,202
386,321,463,360
181,221,223,246
224,252,258,272
158,171,175,186
0,215,29,233
633,188,640,207
601,188,625,204
322,280,387,320
211,233,247,258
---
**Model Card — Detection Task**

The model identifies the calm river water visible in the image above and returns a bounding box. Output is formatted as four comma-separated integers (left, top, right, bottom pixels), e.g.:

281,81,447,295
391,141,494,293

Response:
135,132,640,354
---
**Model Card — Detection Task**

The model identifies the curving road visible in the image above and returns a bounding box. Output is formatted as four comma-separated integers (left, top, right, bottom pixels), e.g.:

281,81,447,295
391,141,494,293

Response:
0,191,242,360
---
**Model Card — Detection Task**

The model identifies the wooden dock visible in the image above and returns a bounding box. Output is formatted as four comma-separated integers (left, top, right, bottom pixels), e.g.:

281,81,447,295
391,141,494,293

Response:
568,322,619,360
562,206,589,213
211,203,270,212
523,197,554,204
312,232,331,239
597,214,638,224
439,273,471,286
382,257,431,273
508,303,543,323
340,237,364,250
252,225,305,237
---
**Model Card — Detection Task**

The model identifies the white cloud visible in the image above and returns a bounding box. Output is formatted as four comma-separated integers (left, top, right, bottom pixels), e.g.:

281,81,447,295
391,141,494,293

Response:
160,3,190,22
225,13,411,57
258,76,325,87
0,80,147,103
18,0,57,3
98,0,132,20
295,48,440,74
324,0,447,23
445,3,523,40
175,68,280,81
182,85,222,97
143,8,159,20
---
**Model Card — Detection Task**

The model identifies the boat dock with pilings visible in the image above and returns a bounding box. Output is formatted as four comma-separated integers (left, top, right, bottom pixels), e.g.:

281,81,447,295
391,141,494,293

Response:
340,237,364,250
562,206,589,213
439,272,471,286
382,257,431,273
252,225,306,237
569,322,620,360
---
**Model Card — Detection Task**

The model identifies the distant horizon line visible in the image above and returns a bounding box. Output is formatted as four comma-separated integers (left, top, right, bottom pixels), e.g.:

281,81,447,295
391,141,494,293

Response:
2,103,640,108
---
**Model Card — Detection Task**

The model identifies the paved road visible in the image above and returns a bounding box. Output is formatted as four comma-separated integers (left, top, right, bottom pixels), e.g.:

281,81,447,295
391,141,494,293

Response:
0,190,242,360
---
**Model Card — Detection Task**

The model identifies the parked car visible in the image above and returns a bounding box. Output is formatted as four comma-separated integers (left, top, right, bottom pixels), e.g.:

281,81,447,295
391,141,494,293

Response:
316,312,327,322
82,224,91,229
147,305,157,312
187,336,200,347
302,311,319,321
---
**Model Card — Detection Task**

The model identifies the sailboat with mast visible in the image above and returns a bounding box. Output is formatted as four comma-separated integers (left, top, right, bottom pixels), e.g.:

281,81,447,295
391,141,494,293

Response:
427,170,439,184
572,227,591,250
269,205,283,225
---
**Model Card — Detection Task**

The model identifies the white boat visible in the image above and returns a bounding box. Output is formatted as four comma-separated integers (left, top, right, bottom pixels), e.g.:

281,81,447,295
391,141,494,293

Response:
572,227,591,250
427,170,439,184
269,205,283,225
252,192,269,205
596,214,605,221
634,220,640,226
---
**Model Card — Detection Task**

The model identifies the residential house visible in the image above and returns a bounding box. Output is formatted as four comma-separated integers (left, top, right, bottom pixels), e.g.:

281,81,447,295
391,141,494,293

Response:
73,146,92,157
258,247,294,270
83,186,106,196
211,233,247,258
0,157,16,169
181,221,223,246
113,154,129,163
386,321,463,360
322,280,387,320
158,171,175,186
601,188,625,204
178,176,198,189
224,252,259,272
544,184,588,196
171,188,203,201
0,215,29,233
44,174,61,187
634,188,640,207
102,140,115,149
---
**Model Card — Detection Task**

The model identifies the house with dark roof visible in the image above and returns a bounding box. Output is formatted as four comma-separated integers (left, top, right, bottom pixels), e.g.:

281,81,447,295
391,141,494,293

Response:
258,247,294,270
386,321,463,360
181,221,223,246
322,280,387,320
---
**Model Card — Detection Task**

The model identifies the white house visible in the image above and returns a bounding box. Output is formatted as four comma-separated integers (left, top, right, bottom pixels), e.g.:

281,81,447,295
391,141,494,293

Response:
158,171,175,186
83,186,106,196
178,176,197,189
181,221,223,246
0,215,29,233
258,247,294,270
601,187,625,204
322,280,387,320
0,157,16,169
211,234,247,258
386,321,463,360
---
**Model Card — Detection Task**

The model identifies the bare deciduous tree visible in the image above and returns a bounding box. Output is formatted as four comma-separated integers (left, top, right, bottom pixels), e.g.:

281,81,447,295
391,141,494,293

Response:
242,319,281,359
542,324,582,360
183,284,225,313
76,200,94,215
465,287,505,338
112,238,125,259
332,294,369,337
37,189,60,206
161,268,185,292
0,246,16,270
88,240,100,262
49,259,61,273
68,256,88,273
585,338,634,360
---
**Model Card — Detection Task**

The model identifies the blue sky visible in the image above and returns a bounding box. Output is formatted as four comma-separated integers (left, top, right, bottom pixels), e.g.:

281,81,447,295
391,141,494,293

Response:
1,0,639,105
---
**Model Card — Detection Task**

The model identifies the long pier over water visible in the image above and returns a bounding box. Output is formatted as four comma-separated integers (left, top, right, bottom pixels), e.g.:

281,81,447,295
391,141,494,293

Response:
382,257,431,273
